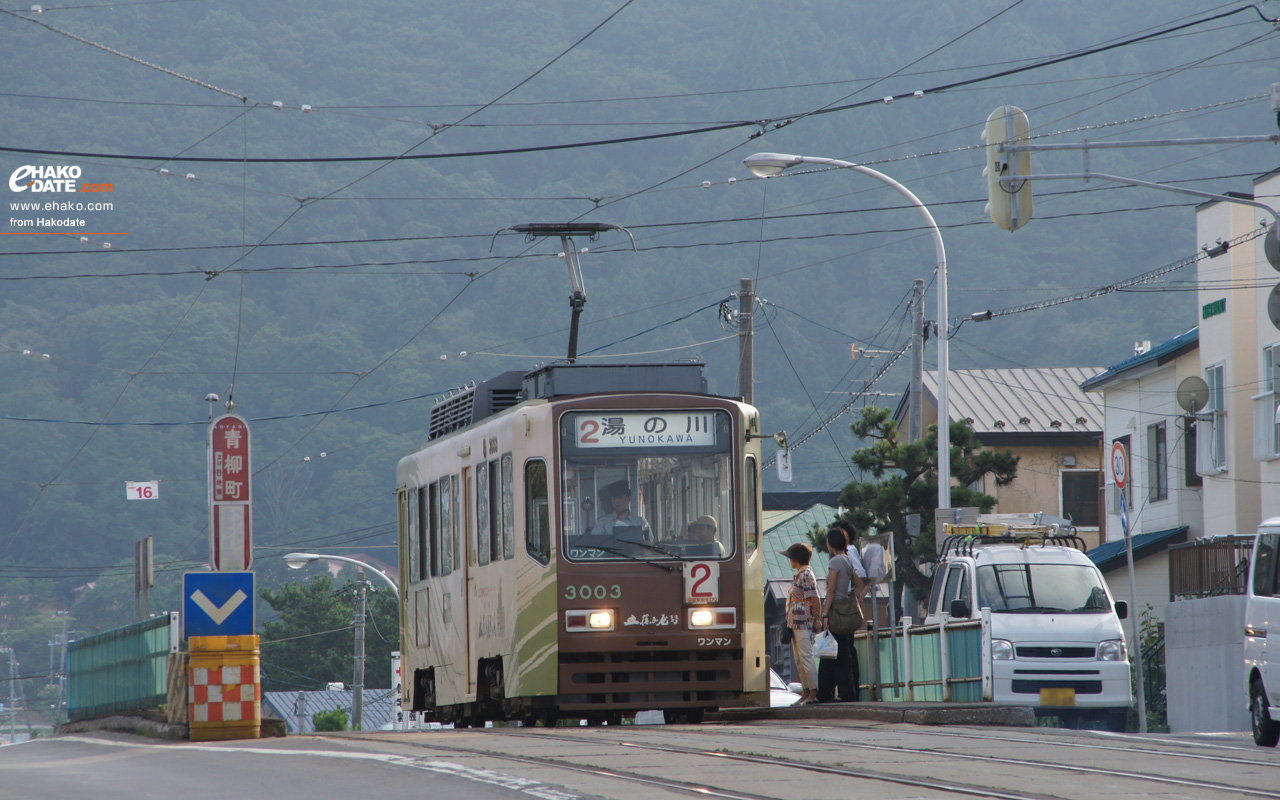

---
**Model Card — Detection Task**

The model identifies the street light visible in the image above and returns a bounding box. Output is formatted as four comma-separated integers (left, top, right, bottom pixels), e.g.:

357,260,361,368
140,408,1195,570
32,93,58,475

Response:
744,152,952,511
283,553,400,731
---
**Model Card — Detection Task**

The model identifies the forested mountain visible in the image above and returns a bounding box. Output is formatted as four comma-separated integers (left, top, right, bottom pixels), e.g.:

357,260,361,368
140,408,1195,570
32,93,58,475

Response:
2,0,1277,646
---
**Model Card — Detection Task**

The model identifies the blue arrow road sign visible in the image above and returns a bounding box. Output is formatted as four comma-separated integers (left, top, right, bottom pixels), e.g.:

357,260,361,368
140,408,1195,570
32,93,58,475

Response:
184,571,255,638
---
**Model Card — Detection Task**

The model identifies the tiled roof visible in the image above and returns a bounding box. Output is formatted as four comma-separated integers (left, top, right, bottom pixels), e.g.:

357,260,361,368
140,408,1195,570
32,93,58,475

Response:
761,503,836,586
1087,526,1188,572
918,367,1105,435
1079,328,1198,392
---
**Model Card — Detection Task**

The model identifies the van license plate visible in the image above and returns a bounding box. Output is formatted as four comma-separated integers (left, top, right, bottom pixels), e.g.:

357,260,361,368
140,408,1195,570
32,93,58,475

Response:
1040,687,1076,706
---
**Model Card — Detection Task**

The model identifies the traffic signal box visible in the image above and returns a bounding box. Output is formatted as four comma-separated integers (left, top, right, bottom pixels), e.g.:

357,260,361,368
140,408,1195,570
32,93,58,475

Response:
983,105,1033,232
188,635,261,741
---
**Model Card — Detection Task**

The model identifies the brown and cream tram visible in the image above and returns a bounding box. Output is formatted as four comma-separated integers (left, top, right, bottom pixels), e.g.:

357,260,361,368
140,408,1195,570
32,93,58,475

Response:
396,363,768,725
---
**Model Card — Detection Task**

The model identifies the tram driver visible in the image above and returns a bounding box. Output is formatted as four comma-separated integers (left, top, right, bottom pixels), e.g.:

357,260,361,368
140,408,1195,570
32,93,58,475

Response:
588,480,653,544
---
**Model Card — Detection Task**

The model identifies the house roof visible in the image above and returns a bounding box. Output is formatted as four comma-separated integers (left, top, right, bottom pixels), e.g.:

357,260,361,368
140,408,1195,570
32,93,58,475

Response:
1087,526,1189,573
262,688,398,733
760,503,836,600
898,367,1105,436
1079,328,1198,392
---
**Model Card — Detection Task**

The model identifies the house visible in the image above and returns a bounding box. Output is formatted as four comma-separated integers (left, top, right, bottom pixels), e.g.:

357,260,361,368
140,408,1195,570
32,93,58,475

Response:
1079,327,1204,637
1194,168,1280,529
896,367,1107,548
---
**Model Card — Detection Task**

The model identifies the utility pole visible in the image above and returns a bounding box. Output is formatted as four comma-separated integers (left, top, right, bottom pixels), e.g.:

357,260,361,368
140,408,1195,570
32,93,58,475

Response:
738,278,755,405
352,568,367,731
909,278,925,444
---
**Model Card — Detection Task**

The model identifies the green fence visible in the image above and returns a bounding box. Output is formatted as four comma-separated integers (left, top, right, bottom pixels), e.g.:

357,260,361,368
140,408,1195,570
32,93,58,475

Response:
67,613,179,721
855,617,985,702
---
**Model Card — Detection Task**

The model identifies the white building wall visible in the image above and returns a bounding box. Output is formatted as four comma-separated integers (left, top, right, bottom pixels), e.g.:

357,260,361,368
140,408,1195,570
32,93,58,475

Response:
1253,173,1280,521
1097,353,1202,544
1196,199,1262,535
1100,554,1172,644
1165,595,1249,733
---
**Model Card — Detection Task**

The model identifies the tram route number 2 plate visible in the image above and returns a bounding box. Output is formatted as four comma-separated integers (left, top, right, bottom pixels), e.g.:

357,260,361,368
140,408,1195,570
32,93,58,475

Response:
684,561,719,604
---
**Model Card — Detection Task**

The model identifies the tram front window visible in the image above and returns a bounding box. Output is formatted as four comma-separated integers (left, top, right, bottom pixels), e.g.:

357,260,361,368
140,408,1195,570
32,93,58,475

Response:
560,409,734,562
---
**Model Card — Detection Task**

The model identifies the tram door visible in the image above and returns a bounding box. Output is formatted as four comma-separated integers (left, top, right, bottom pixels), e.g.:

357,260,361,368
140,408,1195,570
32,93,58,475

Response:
461,466,475,695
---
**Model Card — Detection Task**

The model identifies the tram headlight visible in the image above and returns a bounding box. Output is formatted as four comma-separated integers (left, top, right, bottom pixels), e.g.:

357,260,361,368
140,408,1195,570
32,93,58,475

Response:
688,607,736,629
1097,639,1126,661
991,639,1014,660
565,610,615,632
689,608,715,627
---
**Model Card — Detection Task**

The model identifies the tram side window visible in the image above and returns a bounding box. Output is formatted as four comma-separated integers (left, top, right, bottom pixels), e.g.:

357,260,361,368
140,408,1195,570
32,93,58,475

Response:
429,482,441,577
488,459,502,563
476,462,491,566
525,459,550,565
416,487,429,582
442,475,456,575
744,456,759,554
502,453,515,560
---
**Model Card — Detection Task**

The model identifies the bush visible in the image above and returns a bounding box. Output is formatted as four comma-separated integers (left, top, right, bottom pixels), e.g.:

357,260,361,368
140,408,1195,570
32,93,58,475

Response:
312,708,349,731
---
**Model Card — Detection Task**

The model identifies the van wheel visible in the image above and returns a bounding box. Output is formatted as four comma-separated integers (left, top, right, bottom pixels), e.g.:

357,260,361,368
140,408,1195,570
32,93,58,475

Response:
1251,680,1280,747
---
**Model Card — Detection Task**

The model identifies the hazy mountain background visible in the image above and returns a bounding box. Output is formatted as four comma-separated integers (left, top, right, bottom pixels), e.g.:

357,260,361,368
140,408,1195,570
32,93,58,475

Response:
2,0,1277,637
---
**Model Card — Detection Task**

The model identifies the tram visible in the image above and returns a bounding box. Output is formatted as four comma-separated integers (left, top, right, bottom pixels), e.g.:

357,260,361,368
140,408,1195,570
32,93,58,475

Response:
396,362,769,725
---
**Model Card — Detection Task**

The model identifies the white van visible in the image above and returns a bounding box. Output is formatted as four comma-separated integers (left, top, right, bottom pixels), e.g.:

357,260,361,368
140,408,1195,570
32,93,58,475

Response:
1245,516,1280,747
925,527,1132,731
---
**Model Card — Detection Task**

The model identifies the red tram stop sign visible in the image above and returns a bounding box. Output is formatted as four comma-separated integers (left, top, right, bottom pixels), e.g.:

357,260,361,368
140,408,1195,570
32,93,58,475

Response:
209,413,253,571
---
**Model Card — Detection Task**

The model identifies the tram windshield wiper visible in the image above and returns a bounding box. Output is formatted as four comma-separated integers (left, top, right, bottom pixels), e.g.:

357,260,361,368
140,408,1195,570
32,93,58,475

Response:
616,538,684,559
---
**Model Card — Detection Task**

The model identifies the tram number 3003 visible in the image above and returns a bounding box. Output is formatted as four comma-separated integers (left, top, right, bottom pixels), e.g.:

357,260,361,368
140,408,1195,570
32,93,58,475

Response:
564,584,622,601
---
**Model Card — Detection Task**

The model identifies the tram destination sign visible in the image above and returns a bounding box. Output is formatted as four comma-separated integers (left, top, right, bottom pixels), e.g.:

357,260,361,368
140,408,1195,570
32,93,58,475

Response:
572,411,718,449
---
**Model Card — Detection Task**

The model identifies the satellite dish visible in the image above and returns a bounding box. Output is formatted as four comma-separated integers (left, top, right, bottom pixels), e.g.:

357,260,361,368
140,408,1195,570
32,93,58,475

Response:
1177,376,1209,414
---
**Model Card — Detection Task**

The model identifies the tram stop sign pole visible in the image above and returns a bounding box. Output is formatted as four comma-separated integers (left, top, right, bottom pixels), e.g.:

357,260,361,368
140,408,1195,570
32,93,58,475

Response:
209,413,254,571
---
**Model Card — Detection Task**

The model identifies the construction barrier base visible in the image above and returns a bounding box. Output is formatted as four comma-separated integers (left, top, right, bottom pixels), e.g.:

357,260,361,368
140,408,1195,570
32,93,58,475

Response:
188,635,261,741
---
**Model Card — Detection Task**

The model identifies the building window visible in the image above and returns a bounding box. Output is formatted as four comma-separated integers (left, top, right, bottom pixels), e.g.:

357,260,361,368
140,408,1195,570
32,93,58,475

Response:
1147,422,1168,502
1255,344,1280,461
1061,470,1101,528
1198,363,1227,474
1183,416,1202,487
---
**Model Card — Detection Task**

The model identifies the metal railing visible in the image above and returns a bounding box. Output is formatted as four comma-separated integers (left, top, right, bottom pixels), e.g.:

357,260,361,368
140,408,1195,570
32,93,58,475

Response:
1167,536,1252,600
66,613,179,721
1140,630,1166,730
855,615,985,703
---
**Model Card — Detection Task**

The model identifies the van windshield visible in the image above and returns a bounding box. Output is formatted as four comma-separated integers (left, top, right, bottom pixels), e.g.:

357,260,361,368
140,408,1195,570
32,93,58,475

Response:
976,563,1112,613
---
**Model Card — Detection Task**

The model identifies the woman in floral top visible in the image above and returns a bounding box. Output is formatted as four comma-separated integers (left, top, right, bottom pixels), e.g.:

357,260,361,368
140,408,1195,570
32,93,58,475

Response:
782,542,822,703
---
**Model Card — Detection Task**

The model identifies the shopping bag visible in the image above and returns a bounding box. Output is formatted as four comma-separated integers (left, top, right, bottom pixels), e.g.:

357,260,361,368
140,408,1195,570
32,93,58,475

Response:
813,630,838,659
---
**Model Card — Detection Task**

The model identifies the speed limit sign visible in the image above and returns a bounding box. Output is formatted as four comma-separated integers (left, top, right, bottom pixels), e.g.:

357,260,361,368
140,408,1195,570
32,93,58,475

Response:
1110,441,1128,490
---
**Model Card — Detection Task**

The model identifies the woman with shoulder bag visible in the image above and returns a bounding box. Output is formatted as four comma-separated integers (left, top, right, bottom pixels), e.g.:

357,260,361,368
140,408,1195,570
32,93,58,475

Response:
816,526,867,703
781,542,822,704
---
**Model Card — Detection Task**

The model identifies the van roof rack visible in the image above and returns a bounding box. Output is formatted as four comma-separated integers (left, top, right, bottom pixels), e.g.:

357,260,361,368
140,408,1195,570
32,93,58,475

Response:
940,523,1086,559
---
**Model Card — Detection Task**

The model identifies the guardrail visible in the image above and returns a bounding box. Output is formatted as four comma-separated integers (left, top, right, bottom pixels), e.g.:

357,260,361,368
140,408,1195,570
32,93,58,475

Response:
855,613,987,702
67,613,179,722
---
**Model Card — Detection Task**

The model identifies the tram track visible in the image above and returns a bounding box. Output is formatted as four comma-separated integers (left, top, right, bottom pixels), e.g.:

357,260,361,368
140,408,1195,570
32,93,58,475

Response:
622,724,1280,798
466,722,1280,799
359,729,1079,800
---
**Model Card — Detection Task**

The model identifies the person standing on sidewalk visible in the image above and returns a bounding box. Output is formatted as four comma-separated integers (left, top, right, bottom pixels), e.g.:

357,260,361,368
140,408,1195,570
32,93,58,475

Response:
781,542,821,704
817,527,867,702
